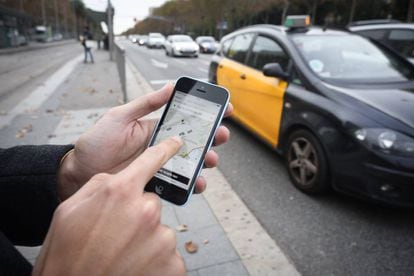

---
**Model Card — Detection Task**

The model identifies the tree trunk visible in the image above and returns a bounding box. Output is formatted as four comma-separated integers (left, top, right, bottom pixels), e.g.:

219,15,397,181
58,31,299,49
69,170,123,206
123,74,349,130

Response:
349,0,357,24
311,0,318,25
281,0,289,25
408,0,414,22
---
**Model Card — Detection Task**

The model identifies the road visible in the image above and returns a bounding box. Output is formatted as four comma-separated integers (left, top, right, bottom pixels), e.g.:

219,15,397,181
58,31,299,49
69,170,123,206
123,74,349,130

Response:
120,40,414,276
0,41,80,113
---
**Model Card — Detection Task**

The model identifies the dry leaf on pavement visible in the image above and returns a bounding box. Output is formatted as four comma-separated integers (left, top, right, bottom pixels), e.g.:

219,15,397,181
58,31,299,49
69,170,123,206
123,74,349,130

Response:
185,241,198,254
176,224,188,232
15,124,33,139
203,239,209,245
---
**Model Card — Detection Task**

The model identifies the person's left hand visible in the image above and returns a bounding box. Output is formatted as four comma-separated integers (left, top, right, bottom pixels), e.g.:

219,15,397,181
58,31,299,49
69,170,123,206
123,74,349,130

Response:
58,83,232,200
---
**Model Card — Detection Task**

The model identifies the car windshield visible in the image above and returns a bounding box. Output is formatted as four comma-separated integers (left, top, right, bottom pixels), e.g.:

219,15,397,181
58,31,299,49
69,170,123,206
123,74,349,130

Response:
172,36,192,42
292,34,414,83
199,37,214,42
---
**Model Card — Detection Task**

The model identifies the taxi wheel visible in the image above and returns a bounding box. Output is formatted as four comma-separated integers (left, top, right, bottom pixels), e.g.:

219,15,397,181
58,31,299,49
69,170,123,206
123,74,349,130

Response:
286,129,330,194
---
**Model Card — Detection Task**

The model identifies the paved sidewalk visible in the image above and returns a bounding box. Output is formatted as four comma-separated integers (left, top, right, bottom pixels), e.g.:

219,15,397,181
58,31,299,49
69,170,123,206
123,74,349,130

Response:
3,48,299,275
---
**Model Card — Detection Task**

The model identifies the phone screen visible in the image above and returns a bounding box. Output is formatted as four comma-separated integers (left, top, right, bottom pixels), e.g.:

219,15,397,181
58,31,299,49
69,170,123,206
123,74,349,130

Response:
152,90,222,190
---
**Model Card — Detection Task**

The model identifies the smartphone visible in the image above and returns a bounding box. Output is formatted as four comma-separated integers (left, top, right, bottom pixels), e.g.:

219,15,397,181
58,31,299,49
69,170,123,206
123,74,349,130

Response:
145,77,229,205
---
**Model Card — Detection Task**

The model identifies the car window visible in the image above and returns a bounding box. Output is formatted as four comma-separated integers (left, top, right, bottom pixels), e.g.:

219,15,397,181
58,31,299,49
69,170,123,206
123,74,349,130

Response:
227,33,254,64
247,35,289,71
358,29,387,40
221,38,233,57
387,29,414,58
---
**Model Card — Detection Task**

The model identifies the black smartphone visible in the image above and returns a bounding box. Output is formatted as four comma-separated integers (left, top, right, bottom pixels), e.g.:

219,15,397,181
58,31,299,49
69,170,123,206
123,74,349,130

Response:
145,76,229,205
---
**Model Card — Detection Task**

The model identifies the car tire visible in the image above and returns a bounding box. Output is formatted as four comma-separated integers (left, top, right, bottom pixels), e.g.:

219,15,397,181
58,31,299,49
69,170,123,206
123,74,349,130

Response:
286,129,330,194
165,50,169,56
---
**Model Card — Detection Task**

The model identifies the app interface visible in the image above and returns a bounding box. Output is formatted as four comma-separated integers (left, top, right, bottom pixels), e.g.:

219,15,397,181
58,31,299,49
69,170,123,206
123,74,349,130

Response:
153,91,221,190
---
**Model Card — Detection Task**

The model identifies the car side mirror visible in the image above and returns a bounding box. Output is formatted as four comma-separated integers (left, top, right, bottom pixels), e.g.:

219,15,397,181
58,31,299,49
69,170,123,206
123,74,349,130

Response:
263,63,290,81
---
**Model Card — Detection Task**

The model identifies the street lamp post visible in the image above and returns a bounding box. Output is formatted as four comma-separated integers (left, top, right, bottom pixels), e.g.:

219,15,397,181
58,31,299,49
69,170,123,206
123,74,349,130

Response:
107,0,114,61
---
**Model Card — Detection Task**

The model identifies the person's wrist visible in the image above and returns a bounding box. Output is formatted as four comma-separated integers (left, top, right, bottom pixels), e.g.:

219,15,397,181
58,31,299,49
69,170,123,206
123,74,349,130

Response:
58,149,85,201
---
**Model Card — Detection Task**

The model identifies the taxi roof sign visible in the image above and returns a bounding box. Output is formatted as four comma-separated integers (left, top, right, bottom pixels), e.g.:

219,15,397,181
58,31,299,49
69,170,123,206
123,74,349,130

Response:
284,15,311,28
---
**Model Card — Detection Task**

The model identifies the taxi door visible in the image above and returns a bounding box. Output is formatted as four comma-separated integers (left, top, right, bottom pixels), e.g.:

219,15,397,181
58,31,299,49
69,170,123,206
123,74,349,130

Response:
216,33,255,119
235,35,289,147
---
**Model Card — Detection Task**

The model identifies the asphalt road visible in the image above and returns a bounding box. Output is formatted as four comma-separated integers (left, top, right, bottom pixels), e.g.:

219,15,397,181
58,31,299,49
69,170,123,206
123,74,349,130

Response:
0,41,80,113
122,40,414,276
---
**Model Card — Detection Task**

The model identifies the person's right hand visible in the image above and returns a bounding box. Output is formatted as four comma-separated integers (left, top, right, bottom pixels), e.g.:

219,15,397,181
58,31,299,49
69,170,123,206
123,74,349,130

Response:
33,136,186,276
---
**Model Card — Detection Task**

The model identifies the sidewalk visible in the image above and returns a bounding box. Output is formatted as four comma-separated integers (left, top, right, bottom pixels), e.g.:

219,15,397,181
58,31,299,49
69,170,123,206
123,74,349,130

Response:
7,48,299,275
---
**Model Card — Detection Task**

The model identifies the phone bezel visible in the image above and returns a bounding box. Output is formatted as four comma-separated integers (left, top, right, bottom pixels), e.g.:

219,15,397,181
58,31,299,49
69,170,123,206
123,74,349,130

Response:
145,76,229,205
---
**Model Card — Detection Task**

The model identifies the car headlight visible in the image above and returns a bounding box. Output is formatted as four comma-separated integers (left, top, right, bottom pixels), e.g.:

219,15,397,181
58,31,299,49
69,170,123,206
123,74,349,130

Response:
174,45,181,51
354,128,414,157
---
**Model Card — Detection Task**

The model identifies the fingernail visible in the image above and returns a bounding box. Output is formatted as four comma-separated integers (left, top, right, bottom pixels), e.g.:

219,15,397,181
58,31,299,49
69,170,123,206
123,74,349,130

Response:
170,136,183,145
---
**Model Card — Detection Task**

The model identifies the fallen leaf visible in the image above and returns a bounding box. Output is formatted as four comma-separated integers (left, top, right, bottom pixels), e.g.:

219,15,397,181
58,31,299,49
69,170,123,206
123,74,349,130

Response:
203,239,209,245
109,89,114,93
48,134,56,138
46,109,54,113
15,124,33,139
87,113,99,119
175,224,188,232
185,241,198,254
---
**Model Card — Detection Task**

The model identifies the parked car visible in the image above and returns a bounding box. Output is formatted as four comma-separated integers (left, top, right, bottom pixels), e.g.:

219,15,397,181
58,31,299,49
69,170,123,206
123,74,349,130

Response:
348,20,414,64
195,36,218,53
147,33,166,48
209,16,414,207
164,35,199,57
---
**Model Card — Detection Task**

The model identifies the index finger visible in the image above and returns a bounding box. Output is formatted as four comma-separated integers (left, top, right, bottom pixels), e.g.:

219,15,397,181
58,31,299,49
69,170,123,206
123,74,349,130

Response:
117,136,183,191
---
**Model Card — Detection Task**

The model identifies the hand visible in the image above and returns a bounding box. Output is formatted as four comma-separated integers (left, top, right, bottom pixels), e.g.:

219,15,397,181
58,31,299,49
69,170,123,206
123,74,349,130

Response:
33,137,186,276
58,83,232,200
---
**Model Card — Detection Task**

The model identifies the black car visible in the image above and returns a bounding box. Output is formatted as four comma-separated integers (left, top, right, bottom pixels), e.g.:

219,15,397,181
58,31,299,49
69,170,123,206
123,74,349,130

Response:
348,21,414,64
209,16,414,207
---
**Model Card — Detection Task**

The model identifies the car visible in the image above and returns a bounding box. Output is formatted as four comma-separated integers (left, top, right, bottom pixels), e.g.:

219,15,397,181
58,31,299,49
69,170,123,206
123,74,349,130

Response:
147,32,166,49
209,16,414,207
164,34,199,57
129,35,140,43
138,35,148,46
348,21,414,64
195,36,218,53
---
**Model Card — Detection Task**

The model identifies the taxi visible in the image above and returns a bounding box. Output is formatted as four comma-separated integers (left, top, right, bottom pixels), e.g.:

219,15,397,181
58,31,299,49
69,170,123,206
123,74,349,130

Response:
209,16,414,207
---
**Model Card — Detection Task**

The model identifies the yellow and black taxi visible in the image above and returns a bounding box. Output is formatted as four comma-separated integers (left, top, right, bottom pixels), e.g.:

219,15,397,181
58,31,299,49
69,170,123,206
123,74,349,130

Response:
209,16,414,207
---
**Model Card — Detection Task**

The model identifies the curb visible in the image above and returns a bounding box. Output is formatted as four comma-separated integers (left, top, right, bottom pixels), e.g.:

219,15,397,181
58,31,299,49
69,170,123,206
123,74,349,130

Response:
124,60,301,276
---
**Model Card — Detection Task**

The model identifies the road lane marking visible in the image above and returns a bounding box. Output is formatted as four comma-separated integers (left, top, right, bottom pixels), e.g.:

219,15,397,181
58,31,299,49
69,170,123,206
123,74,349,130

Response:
0,54,82,130
151,58,168,69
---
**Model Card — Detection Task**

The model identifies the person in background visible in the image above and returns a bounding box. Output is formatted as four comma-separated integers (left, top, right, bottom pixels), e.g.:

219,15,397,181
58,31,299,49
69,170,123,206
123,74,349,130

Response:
80,34,94,64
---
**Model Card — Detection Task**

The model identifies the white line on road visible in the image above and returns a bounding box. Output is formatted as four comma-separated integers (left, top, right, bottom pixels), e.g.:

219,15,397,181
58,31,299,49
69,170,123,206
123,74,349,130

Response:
151,58,168,69
0,54,83,130
198,67,208,73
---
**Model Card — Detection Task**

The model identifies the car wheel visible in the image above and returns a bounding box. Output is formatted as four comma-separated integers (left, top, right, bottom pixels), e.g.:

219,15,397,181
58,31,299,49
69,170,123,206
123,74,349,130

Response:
286,129,330,194
165,50,169,56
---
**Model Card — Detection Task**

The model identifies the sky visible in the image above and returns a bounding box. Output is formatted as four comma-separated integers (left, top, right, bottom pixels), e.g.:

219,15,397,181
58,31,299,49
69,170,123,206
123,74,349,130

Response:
83,0,168,34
